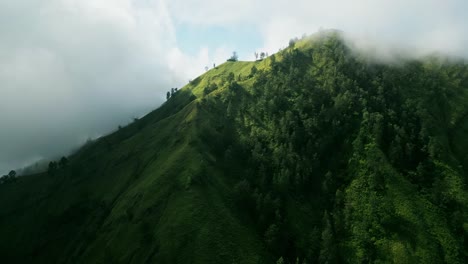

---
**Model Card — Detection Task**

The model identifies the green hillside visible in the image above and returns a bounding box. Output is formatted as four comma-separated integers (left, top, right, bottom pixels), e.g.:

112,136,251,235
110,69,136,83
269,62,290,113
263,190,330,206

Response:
1,31,467,263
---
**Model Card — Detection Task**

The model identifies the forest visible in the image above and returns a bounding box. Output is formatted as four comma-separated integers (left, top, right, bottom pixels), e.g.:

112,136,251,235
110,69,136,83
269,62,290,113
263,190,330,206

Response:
0,31,467,263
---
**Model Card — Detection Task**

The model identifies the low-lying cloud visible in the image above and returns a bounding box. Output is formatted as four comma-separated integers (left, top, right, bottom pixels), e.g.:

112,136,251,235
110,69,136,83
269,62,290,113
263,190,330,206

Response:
167,0,468,58
1,0,468,174
0,0,179,173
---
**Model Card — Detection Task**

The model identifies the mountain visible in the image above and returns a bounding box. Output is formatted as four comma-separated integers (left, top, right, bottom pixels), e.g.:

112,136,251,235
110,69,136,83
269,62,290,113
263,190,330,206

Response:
1,31,467,263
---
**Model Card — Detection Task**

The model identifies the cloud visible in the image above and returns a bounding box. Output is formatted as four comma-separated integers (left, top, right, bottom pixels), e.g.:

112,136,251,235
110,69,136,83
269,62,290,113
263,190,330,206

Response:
166,0,258,25
167,0,468,58
168,46,233,83
0,0,181,173
2,0,468,174
262,0,468,58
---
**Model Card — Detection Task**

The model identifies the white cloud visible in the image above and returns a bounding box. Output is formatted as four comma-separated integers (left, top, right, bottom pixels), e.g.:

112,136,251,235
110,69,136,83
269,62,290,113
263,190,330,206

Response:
2,0,468,174
168,46,233,84
0,0,181,173
266,0,468,57
166,0,257,25
166,0,468,58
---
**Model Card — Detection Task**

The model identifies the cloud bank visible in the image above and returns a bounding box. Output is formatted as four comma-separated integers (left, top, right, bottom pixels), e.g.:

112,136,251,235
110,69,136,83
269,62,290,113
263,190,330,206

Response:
167,0,468,57
0,0,179,173
1,0,468,174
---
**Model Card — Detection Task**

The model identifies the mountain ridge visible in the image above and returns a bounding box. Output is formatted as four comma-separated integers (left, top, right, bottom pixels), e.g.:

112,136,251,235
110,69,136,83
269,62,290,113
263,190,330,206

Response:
1,31,467,263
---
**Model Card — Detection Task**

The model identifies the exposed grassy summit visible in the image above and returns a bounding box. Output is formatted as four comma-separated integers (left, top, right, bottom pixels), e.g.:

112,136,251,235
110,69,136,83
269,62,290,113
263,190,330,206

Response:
1,31,467,263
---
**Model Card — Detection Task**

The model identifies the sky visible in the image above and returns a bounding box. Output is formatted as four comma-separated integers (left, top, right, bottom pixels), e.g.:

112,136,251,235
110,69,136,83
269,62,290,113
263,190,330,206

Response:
1,0,468,174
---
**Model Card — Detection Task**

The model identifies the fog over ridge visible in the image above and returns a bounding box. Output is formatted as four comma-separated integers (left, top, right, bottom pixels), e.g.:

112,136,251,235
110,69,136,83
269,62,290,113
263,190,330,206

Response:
1,0,468,174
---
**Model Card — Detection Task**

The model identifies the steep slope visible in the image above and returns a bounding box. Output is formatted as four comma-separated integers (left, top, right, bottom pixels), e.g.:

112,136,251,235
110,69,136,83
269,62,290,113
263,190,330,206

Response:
1,31,467,263
0,90,268,263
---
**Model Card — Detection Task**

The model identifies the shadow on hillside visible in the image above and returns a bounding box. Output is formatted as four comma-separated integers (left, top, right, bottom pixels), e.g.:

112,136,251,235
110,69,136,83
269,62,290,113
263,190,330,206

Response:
71,89,197,163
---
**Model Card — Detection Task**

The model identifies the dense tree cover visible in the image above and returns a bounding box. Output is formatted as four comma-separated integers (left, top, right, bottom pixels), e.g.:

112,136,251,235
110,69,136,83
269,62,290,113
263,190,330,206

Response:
0,32,467,263
202,33,468,263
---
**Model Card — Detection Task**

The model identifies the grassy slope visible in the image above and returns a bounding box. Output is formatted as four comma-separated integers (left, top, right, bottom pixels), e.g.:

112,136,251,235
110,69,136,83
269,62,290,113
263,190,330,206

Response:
0,70,269,263
0,31,467,263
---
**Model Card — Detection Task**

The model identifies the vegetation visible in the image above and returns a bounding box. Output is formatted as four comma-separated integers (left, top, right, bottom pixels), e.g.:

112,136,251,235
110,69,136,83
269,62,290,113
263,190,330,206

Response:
227,51,239,62
0,170,17,184
0,31,467,263
255,51,269,61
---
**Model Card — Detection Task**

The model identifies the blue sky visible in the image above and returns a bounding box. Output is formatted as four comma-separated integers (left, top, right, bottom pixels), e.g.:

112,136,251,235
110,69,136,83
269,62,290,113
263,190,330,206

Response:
1,0,468,174
176,23,263,61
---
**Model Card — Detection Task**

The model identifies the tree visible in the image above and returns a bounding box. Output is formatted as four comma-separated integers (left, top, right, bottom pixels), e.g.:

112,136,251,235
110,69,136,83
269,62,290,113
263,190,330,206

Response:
171,88,175,96
270,54,276,65
205,66,209,72
0,170,18,184
204,83,218,95
255,52,259,60
227,51,238,62
260,52,266,60
226,100,233,118
289,38,296,48
48,161,58,176
306,227,321,262
8,170,16,178
227,72,235,83
166,91,171,100
250,65,258,77
233,179,251,205
264,223,280,250
319,211,337,263
59,157,69,168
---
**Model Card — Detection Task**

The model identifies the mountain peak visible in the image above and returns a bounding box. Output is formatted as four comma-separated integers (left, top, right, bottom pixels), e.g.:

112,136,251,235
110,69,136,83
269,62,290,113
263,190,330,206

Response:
1,32,467,263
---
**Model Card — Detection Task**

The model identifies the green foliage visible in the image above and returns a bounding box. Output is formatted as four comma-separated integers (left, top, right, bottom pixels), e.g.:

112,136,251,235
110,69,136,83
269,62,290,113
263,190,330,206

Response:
203,82,218,96
319,212,337,264
227,72,235,83
48,161,58,176
227,51,238,62
8,170,16,178
276,256,285,264
0,31,467,264
250,65,258,77
0,170,18,184
59,156,69,168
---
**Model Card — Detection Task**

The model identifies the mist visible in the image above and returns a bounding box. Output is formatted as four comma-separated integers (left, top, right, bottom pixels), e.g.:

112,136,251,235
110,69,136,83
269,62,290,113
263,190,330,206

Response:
1,0,468,174
0,0,180,174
